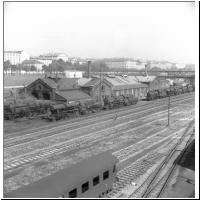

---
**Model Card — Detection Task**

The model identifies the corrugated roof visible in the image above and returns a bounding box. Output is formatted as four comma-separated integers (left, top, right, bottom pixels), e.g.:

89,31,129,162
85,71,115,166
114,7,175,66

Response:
78,78,93,87
56,78,78,90
37,77,79,90
82,78,100,87
135,76,156,83
104,76,138,86
41,78,57,89
5,151,118,198
104,76,148,90
56,90,91,101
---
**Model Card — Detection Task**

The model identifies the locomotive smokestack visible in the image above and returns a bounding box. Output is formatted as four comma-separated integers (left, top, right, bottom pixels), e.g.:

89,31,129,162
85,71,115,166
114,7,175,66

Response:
87,60,91,78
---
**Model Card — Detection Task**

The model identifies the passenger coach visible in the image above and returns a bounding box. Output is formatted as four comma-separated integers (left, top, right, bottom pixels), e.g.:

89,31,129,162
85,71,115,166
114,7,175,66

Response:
5,151,118,198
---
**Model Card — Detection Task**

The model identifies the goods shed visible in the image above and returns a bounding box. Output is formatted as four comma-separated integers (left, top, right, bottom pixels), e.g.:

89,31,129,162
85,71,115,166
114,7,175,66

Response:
81,75,148,102
26,76,92,102
5,151,118,198
135,76,170,90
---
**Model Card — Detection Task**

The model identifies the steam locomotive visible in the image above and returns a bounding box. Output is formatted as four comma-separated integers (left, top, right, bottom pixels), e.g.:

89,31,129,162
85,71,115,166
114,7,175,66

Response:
46,94,138,121
4,94,138,121
146,84,194,101
4,83,194,121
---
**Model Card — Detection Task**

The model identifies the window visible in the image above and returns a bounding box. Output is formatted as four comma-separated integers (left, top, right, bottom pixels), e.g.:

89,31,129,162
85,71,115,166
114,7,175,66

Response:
113,165,116,173
82,182,89,193
103,171,109,180
93,176,100,186
69,188,77,198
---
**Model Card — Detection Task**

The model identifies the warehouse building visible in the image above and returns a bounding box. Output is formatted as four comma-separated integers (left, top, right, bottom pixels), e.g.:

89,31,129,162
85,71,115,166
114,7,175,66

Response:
26,76,91,102
135,76,171,90
81,75,148,102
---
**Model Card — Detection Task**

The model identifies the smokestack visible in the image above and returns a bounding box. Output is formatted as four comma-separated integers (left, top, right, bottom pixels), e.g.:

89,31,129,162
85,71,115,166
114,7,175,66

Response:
87,60,91,78
145,64,148,77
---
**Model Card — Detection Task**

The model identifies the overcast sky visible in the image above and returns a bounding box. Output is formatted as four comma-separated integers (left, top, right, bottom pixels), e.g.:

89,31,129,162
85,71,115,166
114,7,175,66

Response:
4,2,195,64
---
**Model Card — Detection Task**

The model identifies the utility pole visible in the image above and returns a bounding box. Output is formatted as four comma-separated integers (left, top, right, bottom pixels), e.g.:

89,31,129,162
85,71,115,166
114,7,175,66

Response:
167,93,170,126
99,63,102,106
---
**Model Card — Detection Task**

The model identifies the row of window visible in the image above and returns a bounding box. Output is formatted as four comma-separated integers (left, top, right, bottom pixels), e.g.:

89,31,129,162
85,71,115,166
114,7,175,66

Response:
67,166,116,198
115,88,147,97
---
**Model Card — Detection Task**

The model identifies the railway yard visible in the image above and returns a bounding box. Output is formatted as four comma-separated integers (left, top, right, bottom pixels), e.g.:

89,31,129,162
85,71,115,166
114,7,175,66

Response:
3,92,195,198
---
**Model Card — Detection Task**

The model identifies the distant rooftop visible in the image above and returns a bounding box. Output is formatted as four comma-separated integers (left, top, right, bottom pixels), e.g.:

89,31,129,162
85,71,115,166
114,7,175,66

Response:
4,50,23,53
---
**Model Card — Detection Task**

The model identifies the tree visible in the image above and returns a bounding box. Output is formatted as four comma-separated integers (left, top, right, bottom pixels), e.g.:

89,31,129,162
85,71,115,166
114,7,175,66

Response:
30,65,37,71
3,60,11,71
42,65,50,72
11,65,17,72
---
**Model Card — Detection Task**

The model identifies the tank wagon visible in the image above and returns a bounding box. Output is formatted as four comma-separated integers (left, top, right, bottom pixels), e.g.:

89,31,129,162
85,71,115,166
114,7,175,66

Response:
146,84,194,101
4,151,119,198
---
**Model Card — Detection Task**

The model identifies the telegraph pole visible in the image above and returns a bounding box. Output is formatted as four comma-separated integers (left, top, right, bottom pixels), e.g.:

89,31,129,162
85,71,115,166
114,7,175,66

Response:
167,93,170,126
99,63,103,106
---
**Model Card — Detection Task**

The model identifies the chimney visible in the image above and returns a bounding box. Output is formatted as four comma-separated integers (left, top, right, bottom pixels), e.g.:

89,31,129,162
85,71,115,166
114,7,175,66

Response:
87,60,91,78
145,64,148,77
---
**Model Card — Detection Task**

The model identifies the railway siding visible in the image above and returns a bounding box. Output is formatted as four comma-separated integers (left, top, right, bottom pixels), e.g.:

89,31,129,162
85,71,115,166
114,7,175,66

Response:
3,94,195,195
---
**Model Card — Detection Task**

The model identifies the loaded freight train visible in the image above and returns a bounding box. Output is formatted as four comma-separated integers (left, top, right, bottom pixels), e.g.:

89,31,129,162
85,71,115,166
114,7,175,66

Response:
4,84,194,121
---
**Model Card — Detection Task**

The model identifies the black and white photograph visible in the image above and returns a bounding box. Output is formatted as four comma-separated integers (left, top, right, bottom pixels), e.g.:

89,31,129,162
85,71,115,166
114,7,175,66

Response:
2,1,199,198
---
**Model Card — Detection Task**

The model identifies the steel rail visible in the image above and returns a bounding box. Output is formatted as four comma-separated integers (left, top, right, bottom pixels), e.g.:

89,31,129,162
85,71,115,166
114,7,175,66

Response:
4,95,194,147
126,120,194,198
4,92,194,139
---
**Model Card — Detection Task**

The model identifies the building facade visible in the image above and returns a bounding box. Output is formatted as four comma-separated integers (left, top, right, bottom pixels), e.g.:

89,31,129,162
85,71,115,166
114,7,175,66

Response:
81,75,148,103
64,70,84,78
22,60,43,71
135,76,170,90
105,60,146,70
31,53,69,66
4,50,30,65
26,76,91,102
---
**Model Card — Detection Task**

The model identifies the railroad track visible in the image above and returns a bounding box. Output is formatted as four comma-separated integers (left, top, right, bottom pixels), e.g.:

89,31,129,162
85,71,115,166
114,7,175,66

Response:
4,102,171,147
4,118,195,195
127,120,195,198
104,122,194,198
4,92,194,140
152,133,195,198
4,106,179,153
4,97,194,172
104,126,190,198
4,110,181,171
4,95,193,161
4,95,194,148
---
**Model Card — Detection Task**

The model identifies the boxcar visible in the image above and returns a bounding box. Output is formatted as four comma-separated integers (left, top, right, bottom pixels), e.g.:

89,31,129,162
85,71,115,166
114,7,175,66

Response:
4,151,118,198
